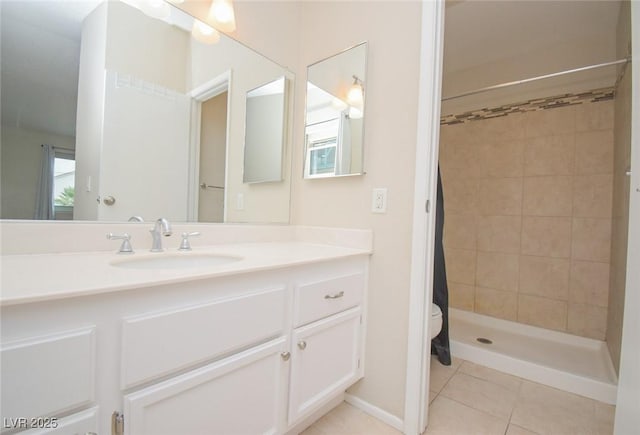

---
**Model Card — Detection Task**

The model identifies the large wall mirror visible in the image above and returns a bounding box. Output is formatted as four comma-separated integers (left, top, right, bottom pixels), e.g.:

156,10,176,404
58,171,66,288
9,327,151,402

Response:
303,42,367,179
0,0,293,223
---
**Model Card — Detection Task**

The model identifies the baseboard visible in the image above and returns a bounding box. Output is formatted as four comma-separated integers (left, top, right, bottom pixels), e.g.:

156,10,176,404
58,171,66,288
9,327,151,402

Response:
344,393,404,432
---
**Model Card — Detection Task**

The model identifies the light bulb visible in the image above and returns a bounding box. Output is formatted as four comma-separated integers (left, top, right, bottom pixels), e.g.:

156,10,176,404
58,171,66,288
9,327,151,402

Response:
347,82,364,109
208,0,236,32
192,19,221,44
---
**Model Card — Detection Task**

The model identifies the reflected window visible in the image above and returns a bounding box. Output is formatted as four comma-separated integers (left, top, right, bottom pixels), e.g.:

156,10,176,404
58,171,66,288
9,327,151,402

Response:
53,156,75,216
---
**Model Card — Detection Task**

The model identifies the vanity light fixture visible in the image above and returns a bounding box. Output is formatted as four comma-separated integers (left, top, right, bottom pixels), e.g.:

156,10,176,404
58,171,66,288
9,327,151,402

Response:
347,75,364,119
192,19,221,44
208,0,236,32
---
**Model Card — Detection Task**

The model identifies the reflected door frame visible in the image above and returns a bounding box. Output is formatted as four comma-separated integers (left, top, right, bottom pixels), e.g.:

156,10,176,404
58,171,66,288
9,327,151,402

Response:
188,70,232,222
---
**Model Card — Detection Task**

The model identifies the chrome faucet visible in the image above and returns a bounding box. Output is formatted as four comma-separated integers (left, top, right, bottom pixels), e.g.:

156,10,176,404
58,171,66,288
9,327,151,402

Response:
150,218,172,252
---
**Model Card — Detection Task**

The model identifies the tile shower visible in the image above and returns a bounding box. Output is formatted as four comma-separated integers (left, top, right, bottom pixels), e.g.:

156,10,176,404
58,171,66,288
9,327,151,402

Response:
439,93,615,340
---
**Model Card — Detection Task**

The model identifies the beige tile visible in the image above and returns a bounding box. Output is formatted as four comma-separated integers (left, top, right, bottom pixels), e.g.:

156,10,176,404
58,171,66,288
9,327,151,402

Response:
440,373,518,420
458,361,522,392
511,380,599,435
517,295,567,331
444,248,476,285
575,130,614,175
524,106,575,138
439,122,476,148
476,216,521,254
443,214,476,250
478,140,524,178
476,251,519,291
425,396,508,435
305,402,401,435
429,355,462,393
524,134,575,176
476,112,526,143
570,261,610,307
521,217,572,258
572,218,612,262
572,174,613,218
429,389,438,404
439,140,482,178
594,401,615,435
476,287,518,321
519,256,570,301
575,100,614,132
506,424,539,435
568,303,608,340
478,178,522,216
522,176,573,217
449,282,475,311
443,178,478,215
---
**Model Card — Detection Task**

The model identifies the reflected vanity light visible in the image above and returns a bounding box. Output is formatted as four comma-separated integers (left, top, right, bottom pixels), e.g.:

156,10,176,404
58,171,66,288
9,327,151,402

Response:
192,19,221,44
208,0,236,32
347,76,364,119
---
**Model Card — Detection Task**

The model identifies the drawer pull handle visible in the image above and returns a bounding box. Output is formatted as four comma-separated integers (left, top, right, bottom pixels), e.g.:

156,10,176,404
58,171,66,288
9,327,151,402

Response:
281,351,291,361
324,291,345,300
298,341,307,350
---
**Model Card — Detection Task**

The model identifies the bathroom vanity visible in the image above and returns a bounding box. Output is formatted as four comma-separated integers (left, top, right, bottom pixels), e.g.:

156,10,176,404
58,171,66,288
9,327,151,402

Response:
0,226,371,435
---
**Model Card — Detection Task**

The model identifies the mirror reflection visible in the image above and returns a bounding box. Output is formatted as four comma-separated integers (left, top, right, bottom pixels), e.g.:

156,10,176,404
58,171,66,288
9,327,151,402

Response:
304,42,367,179
0,0,293,223
243,76,288,184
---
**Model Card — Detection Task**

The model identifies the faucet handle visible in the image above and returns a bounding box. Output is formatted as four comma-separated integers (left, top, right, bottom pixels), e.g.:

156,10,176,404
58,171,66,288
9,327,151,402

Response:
178,232,201,251
107,233,134,254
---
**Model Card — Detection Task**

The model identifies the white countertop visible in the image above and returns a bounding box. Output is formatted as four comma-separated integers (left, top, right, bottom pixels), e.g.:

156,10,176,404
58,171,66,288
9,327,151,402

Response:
0,242,370,306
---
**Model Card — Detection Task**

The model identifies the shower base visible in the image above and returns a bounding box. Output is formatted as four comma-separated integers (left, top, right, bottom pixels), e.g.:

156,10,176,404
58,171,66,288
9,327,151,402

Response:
448,308,618,404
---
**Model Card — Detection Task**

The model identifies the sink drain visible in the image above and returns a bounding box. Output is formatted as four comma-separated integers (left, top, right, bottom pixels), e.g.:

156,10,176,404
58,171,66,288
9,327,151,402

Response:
476,337,493,344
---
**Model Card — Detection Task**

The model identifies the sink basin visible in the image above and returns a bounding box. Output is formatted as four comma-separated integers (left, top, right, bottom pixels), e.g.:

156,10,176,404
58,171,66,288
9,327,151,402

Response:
110,253,242,270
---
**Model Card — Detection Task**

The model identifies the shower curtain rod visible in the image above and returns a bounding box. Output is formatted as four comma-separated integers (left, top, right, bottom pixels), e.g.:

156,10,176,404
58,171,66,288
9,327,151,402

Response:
441,57,631,102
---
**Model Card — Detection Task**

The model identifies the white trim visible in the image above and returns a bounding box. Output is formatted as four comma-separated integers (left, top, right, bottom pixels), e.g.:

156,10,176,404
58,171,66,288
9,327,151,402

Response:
344,394,404,432
187,70,232,222
404,1,445,434
614,1,640,432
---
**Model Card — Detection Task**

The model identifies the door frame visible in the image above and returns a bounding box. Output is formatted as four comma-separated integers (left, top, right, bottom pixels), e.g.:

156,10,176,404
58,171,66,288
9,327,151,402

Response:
188,70,232,222
404,1,445,434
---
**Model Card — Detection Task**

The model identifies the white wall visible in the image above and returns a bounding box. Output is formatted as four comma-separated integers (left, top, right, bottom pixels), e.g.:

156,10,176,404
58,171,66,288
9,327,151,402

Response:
1,126,75,219
291,1,423,419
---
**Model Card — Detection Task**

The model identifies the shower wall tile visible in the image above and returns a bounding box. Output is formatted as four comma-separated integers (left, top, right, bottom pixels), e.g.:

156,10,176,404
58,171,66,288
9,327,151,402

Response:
478,140,524,178
517,295,568,331
567,303,607,340
476,252,519,292
571,218,612,262
575,130,614,175
572,174,613,218
522,176,573,216
443,178,478,215
475,287,518,321
519,256,570,301
521,217,572,258
524,105,575,138
476,216,521,254
440,141,483,178
449,282,475,311
444,248,477,285
570,261,610,307
443,214,476,250
575,99,614,132
478,178,523,216
523,134,575,176
477,112,526,143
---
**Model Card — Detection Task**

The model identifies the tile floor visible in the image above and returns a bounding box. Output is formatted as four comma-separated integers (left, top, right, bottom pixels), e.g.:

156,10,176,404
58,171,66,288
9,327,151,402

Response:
302,356,615,435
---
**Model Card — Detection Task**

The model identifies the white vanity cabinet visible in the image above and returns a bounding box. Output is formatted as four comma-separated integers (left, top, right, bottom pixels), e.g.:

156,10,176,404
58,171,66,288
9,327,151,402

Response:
0,255,368,435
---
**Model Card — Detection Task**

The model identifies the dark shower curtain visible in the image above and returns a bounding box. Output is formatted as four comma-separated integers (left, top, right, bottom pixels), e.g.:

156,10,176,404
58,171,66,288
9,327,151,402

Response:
431,167,451,365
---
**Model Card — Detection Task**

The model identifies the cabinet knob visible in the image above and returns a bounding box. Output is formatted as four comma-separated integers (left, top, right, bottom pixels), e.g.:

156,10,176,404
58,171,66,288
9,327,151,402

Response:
324,291,344,299
297,341,307,350
280,351,291,361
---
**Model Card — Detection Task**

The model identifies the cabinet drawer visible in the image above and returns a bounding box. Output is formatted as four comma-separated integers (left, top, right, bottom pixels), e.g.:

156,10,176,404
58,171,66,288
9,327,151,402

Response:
294,272,364,327
0,328,95,423
122,286,286,389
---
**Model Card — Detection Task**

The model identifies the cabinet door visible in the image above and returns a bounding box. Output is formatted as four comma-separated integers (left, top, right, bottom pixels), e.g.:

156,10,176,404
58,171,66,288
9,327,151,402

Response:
288,307,362,424
124,338,288,435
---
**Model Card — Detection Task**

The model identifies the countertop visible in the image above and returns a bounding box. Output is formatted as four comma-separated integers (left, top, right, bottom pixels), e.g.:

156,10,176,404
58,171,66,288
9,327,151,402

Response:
0,242,371,306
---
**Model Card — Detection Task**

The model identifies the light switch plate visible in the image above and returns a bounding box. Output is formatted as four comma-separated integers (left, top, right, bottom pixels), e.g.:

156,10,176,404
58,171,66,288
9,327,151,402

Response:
372,188,387,213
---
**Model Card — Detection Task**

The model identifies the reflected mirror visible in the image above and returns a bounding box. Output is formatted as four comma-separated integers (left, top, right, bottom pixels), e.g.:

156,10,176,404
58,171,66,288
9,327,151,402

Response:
243,76,289,184
303,42,367,178
0,0,293,223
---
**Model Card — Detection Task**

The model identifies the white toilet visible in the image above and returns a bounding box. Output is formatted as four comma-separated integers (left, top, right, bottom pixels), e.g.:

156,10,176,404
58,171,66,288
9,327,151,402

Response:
430,303,443,339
